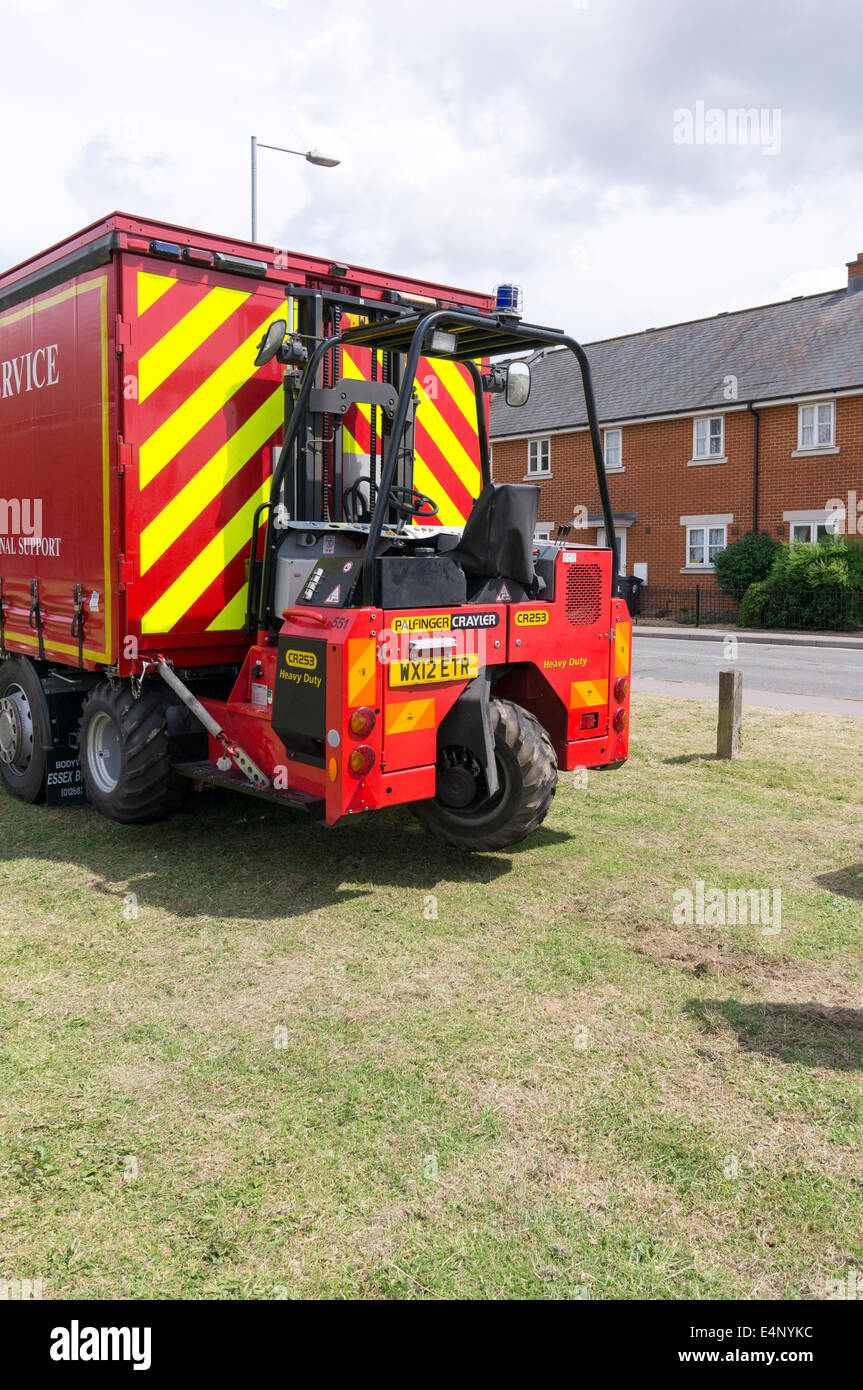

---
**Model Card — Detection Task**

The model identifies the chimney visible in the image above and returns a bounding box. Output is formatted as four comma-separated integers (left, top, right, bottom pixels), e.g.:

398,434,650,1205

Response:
847,252,863,293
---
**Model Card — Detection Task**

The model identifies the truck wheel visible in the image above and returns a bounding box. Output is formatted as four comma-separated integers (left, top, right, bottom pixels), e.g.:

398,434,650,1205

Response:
79,683,182,824
413,698,557,852
0,658,49,804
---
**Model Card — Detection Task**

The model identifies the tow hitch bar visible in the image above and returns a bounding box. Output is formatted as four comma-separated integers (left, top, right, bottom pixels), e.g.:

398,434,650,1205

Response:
147,657,270,789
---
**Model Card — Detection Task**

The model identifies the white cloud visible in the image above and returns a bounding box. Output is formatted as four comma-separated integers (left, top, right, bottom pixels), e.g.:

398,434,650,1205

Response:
1,0,861,340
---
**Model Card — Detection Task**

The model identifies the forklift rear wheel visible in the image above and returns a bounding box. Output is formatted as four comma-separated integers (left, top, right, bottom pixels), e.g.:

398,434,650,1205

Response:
79,682,183,824
0,657,48,804
413,698,557,852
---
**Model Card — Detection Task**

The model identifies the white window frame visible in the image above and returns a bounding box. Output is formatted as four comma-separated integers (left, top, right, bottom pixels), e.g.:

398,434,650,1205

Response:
603,427,623,471
679,513,732,572
795,400,836,453
789,521,824,544
526,437,551,477
686,524,727,569
784,508,843,544
690,414,726,464
534,525,553,544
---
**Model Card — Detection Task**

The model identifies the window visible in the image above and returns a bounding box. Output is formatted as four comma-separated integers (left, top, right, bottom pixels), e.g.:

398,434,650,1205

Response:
686,524,726,568
784,509,843,543
534,525,553,543
797,400,835,450
680,513,732,571
603,428,622,470
692,415,725,459
790,522,832,544
527,438,550,475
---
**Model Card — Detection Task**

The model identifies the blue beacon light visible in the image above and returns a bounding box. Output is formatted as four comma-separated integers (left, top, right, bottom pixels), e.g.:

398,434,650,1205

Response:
494,284,523,318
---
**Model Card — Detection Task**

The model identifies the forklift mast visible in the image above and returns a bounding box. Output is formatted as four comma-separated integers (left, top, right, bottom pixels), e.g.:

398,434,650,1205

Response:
245,284,493,633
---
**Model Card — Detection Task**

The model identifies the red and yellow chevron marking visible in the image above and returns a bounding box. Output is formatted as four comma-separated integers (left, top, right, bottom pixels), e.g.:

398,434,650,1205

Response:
570,677,609,708
138,270,176,315
128,268,287,637
385,697,435,736
615,619,632,678
413,356,482,526
347,638,377,706
339,314,483,529
128,279,484,643
341,341,385,466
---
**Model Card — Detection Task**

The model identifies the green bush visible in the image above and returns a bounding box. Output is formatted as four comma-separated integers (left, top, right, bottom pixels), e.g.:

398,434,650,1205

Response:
738,535,863,630
713,531,781,601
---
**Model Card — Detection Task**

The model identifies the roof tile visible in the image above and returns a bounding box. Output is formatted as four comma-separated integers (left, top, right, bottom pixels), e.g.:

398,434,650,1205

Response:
490,287,863,436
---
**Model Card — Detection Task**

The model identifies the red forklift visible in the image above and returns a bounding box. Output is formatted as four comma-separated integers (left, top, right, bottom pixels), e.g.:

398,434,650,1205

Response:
123,294,631,849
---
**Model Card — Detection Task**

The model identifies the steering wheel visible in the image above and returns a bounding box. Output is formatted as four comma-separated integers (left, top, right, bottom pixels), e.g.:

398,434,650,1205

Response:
388,486,439,519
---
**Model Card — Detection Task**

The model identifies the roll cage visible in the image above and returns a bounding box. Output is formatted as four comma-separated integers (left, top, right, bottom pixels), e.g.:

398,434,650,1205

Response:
252,306,619,628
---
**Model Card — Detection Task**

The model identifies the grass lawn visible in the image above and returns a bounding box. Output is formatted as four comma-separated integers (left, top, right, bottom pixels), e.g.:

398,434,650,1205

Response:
0,692,861,1300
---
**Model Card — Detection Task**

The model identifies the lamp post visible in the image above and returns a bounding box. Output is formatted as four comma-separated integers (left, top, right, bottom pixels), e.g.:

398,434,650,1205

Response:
250,136,340,242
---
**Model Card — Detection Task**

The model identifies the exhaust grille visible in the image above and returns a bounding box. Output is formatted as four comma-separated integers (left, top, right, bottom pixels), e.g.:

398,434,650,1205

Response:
565,563,602,626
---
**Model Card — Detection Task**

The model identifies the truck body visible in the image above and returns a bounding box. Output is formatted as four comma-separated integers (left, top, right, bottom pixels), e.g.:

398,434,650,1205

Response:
0,213,489,674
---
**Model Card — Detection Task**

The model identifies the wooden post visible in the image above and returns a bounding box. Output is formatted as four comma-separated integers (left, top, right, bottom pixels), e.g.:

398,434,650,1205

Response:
717,668,742,758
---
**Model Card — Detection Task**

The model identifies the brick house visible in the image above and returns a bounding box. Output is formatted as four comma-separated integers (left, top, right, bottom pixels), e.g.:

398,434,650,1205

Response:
489,254,863,590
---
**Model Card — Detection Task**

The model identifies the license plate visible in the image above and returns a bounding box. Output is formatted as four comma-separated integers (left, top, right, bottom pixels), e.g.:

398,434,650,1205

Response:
388,654,480,687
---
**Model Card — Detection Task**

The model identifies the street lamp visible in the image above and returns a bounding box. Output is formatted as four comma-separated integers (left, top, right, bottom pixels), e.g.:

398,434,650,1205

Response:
250,136,341,242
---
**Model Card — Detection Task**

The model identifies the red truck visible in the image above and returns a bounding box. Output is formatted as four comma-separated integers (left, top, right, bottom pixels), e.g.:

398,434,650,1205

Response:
0,213,630,849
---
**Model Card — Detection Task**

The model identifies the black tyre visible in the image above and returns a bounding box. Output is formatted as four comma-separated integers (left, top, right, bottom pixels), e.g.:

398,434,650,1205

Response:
413,697,558,852
78,682,182,824
0,657,49,804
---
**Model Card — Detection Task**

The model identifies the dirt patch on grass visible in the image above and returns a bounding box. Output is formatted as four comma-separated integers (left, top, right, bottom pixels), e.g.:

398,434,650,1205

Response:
606,920,863,1005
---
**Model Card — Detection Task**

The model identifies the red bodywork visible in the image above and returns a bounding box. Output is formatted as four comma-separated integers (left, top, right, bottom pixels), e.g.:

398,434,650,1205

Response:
199,547,632,826
0,213,491,674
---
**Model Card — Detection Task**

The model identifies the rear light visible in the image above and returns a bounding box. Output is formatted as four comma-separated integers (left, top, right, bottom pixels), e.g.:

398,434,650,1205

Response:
348,745,375,777
348,706,376,738
612,707,628,734
580,711,598,730
182,246,216,267
614,676,629,702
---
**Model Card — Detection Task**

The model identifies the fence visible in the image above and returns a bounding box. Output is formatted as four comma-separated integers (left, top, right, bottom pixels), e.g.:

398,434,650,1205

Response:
631,585,739,628
735,586,863,632
631,584,863,630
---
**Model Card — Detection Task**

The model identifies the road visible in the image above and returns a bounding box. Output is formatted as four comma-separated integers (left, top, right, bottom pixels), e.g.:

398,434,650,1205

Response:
633,635,863,716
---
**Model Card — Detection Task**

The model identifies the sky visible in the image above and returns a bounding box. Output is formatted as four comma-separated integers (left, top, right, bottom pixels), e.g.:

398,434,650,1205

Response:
1,0,862,342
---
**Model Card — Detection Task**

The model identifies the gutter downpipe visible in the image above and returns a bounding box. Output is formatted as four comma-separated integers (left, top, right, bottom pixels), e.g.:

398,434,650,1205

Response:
747,401,760,533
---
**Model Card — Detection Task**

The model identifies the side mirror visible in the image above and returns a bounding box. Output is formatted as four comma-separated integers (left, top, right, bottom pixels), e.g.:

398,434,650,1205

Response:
254,319,288,368
505,359,531,407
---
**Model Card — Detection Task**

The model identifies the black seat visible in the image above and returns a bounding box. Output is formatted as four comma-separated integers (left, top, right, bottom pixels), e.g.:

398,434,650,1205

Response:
448,484,540,595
